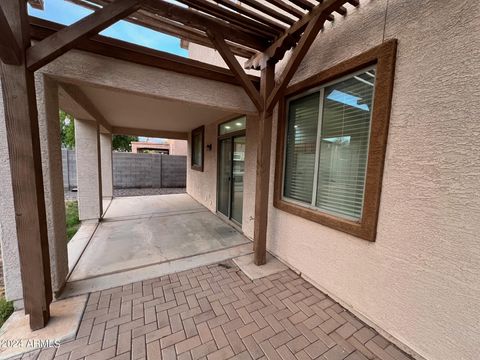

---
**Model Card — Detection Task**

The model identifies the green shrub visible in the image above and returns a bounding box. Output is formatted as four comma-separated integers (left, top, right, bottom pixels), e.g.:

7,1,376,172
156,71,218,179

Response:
65,200,80,241
0,297,14,327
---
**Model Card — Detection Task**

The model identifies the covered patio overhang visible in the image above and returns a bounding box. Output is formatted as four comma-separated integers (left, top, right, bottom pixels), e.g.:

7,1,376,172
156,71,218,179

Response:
0,0,361,329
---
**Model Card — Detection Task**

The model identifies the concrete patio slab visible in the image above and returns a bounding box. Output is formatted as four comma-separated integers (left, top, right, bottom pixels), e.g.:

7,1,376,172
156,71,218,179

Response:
69,194,250,281
62,243,253,298
67,221,98,274
0,295,87,360
233,252,288,280
102,193,203,220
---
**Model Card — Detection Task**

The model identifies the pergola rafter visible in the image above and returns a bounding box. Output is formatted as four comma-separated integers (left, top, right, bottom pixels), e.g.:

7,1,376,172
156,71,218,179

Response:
0,0,364,330
62,0,358,65
28,17,261,87
65,0,257,58
27,0,142,71
245,0,359,69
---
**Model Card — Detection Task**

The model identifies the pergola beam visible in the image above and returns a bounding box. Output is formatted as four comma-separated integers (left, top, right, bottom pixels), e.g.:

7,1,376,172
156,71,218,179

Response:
214,0,288,31
141,0,268,51
289,0,314,11
265,10,328,112
65,0,257,58
263,0,304,18
26,0,141,71
245,0,355,69
0,6,22,65
240,0,298,25
207,30,263,112
28,0,44,10
29,17,260,88
122,10,257,58
0,0,52,330
176,0,281,38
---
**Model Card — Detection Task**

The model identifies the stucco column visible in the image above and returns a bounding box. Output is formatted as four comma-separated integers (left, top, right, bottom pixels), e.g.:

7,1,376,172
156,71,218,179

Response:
100,132,113,199
75,118,103,221
36,74,69,296
0,81,23,306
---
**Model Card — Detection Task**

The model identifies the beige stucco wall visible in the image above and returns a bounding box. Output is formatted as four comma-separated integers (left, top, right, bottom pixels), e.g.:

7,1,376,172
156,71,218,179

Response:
186,115,257,240
75,119,102,221
187,1,480,359
268,1,480,360
36,74,69,296
170,140,188,156
188,43,259,77
187,121,218,213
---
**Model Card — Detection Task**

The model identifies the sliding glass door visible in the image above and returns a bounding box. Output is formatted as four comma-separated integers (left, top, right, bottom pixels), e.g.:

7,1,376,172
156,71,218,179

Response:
231,136,245,223
217,117,246,225
218,138,232,217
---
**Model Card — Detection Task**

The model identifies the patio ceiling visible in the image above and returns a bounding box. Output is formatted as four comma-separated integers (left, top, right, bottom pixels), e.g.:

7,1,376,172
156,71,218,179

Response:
59,82,235,136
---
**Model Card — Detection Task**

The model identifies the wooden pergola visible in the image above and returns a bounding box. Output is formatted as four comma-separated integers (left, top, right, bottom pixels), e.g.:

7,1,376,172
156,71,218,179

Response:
0,0,359,329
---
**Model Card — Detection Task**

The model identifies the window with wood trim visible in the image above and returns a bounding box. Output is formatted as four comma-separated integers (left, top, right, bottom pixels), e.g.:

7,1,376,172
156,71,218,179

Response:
191,126,204,171
274,40,397,241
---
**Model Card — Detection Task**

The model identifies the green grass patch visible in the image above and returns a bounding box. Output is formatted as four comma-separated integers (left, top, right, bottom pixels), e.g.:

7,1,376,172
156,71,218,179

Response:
65,200,80,241
0,297,14,328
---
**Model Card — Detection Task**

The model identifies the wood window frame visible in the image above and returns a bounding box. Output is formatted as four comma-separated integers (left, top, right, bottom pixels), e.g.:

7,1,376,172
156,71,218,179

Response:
191,125,205,171
274,40,397,241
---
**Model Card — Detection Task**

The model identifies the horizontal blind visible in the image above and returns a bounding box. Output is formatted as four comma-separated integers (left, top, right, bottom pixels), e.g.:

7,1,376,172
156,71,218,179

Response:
315,70,375,220
284,91,320,203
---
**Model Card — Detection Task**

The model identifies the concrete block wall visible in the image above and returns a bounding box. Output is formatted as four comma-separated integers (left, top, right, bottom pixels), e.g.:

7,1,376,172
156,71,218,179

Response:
62,149,77,189
113,152,161,188
161,155,186,187
100,133,113,198
62,150,186,189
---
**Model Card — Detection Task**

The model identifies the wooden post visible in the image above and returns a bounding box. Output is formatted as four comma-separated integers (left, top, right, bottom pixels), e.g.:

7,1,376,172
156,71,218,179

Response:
253,61,275,265
0,0,52,330
0,5,21,65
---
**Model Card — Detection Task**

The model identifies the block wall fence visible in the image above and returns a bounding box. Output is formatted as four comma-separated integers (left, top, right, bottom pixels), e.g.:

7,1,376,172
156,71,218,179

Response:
62,149,186,189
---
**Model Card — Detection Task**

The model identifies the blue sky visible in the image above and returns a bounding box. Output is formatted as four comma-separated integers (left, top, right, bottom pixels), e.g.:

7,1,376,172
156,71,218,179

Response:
28,0,188,57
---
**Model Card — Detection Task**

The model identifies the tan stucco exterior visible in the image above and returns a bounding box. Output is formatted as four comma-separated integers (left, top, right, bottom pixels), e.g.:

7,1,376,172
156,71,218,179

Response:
186,1,480,360
131,140,188,156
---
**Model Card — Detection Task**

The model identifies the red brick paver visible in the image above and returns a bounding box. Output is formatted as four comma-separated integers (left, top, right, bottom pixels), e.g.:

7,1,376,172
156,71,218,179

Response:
25,261,413,360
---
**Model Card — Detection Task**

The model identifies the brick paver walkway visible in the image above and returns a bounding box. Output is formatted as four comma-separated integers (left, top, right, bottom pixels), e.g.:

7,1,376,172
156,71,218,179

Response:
25,261,413,360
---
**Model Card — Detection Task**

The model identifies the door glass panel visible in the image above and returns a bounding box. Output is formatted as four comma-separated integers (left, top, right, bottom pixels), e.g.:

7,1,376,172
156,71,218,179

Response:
218,138,232,217
231,136,245,224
